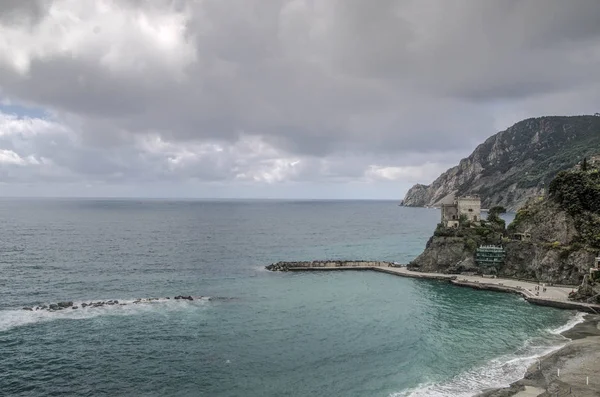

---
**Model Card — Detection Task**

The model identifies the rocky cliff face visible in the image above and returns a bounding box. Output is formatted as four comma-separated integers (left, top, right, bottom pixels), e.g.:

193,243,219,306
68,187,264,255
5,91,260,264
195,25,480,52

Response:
501,200,596,285
402,115,600,210
410,168,600,286
408,236,477,273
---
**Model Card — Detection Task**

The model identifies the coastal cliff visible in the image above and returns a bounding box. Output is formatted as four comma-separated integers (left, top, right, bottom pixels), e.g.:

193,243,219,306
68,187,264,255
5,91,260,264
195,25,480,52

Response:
410,161,600,294
402,115,600,210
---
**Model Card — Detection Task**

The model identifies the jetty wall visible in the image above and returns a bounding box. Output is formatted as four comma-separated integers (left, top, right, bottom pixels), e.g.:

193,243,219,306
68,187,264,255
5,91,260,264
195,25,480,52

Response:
266,260,394,272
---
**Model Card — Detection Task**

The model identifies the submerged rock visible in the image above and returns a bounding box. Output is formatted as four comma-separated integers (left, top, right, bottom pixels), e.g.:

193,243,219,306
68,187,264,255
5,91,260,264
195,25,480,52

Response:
22,307,33,311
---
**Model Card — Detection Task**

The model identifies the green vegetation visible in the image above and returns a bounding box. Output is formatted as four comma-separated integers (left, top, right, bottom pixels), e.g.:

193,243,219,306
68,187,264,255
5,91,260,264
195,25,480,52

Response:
450,116,600,206
507,207,528,233
433,215,505,250
487,206,506,229
548,166,600,248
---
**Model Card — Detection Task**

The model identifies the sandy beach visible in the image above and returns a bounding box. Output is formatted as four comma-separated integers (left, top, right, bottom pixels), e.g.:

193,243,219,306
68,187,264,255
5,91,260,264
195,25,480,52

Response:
478,315,600,397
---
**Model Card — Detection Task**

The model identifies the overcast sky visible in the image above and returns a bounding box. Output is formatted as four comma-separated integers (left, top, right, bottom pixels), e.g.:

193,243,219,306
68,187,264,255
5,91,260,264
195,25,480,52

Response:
0,0,599,199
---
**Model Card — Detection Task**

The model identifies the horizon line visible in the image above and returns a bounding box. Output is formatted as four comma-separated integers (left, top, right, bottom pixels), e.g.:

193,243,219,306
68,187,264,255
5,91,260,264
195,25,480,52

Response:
0,196,403,201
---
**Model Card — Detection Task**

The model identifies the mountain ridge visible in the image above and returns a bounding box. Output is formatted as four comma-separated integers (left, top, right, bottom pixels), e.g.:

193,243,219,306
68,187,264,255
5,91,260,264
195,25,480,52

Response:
402,115,600,210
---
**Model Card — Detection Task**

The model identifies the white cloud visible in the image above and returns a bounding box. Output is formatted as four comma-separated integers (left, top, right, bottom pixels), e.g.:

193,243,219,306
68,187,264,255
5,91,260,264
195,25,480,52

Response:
0,0,599,197
0,0,196,78
365,163,451,183
0,149,25,165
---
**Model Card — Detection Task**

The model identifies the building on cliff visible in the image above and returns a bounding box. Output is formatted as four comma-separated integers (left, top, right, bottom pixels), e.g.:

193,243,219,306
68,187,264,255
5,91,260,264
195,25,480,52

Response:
475,245,506,273
441,196,481,228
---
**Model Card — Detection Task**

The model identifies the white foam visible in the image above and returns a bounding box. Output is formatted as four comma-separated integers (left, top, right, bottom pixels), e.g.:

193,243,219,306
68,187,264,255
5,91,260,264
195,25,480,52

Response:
0,297,210,332
548,311,586,335
391,312,585,397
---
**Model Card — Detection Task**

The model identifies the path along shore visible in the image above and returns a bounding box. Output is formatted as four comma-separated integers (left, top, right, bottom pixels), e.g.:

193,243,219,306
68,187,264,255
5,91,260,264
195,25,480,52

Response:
268,261,600,396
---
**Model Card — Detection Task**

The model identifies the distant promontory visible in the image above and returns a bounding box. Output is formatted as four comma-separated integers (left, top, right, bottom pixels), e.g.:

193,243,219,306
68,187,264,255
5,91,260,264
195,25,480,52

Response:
402,115,600,211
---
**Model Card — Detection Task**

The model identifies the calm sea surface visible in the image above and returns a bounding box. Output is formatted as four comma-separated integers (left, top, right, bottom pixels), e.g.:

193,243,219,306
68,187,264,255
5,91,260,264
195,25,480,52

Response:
0,199,580,396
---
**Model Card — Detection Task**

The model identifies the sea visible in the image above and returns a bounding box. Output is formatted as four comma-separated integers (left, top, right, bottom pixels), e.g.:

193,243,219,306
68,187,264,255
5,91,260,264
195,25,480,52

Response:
0,199,584,397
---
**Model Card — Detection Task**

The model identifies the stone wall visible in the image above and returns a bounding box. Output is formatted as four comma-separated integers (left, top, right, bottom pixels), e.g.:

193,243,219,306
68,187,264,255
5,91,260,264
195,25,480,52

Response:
457,196,481,222
266,260,394,271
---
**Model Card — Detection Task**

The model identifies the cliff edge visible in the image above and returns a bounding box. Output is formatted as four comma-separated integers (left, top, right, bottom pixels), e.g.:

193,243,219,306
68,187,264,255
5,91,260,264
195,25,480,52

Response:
402,115,600,210
410,159,600,298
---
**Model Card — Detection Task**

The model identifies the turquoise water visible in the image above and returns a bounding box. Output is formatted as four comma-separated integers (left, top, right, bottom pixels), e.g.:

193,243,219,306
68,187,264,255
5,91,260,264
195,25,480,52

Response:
0,200,579,396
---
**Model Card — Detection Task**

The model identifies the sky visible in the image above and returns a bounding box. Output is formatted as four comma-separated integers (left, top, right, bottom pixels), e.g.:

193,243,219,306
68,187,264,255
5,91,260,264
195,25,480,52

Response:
0,0,599,199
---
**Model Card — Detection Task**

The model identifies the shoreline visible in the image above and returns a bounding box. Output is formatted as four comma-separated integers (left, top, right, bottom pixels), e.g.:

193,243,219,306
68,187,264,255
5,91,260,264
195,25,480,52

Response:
477,314,600,397
267,261,600,396
268,261,600,314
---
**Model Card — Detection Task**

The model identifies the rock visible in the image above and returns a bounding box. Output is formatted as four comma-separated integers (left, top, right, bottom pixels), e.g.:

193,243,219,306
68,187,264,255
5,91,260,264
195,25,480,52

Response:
401,116,600,210
49,304,58,310
72,306,78,310
57,301,73,308
22,307,33,311
113,300,118,304
81,303,88,308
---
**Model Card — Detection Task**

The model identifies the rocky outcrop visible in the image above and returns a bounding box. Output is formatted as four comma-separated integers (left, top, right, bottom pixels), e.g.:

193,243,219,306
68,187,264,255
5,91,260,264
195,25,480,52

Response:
502,198,598,285
408,237,477,274
410,184,600,285
21,295,210,312
401,184,430,207
402,116,600,210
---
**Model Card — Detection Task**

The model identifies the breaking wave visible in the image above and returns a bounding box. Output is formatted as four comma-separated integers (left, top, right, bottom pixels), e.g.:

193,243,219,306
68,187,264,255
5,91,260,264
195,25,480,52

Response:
0,297,214,332
392,312,587,397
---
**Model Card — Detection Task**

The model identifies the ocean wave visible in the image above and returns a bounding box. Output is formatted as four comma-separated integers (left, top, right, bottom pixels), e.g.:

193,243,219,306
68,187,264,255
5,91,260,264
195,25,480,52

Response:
548,311,586,335
391,312,585,397
0,297,211,333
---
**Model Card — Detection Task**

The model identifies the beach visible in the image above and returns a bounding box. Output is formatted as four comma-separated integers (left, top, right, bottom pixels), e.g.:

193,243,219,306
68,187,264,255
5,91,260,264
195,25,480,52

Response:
478,315,600,396
270,262,600,396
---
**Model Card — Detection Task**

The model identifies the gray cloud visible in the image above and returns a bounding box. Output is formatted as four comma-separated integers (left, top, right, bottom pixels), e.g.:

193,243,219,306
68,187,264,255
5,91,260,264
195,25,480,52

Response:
0,0,598,196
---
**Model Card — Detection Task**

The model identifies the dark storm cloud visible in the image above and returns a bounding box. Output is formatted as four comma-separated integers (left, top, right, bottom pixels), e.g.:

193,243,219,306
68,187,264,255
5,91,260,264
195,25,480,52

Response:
0,0,50,24
0,0,599,190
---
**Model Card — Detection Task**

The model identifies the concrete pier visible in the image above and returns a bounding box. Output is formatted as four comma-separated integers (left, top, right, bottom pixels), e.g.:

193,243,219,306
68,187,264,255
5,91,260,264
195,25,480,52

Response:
267,261,600,314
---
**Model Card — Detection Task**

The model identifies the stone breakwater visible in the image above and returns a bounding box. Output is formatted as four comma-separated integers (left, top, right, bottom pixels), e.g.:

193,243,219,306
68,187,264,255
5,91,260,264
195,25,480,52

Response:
21,295,207,312
266,260,395,271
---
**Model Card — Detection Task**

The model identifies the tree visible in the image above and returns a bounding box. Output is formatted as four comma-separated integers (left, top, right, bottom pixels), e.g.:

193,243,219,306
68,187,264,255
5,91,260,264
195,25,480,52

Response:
488,206,507,219
582,157,589,171
487,206,507,229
